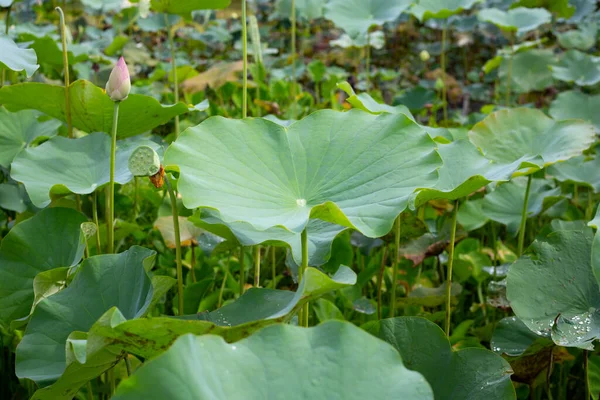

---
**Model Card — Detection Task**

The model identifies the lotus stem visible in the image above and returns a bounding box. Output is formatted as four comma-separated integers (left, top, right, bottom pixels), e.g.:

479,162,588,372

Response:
441,19,448,126
165,175,183,316
217,252,231,308
506,33,515,107
241,0,248,118
1,5,11,87
271,246,277,289
56,7,73,138
86,381,93,400
365,31,371,90
298,228,309,327
585,350,591,400
517,174,533,257
92,192,102,254
190,244,196,283
377,246,387,320
107,102,120,254
389,216,401,318
291,0,297,118
239,246,246,296
444,200,459,336
253,245,261,287
165,15,180,137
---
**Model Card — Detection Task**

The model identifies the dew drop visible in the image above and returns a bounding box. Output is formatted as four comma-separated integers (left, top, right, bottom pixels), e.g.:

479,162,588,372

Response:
296,198,307,207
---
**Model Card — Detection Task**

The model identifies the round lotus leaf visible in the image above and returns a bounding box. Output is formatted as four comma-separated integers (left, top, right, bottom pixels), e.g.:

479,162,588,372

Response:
507,228,600,349
498,49,555,93
0,36,39,77
164,110,442,238
0,208,87,328
411,0,481,21
547,155,600,193
324,0,412,38
478,7,552,35
549,90,600,132
468,108,595,175
364,317,516,399
112,321,434,400
128,145,161,177
551,50,600,87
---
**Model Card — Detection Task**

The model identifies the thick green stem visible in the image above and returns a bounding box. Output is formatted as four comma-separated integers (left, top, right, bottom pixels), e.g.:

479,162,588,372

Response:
585,350,591,400
440,20,448,126
376,246,387,320
241,0,248,118
56,7,73,138
107,102,120,254
444,200,459,336
365,37,371,90
517,175,533,257
86,381,93,400
239,247,246,296
165,175,183,316
165,15,180,136
92,192,102,255
290,0,297,118
271,246,277,289
217,252,231,308
299,228,309,327
506,33,515,107
253,245,261,287
190,244,196,283
389,216,401,318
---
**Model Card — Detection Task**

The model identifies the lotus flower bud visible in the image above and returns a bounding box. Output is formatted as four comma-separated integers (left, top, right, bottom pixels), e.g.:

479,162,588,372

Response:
106,57,131,102
419,50,431,62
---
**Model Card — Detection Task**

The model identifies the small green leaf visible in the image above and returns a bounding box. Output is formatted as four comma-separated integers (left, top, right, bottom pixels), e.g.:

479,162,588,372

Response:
0,36,39,77
551,50,600,87
411,0,481,21
478,7,551,35
150,0,231,15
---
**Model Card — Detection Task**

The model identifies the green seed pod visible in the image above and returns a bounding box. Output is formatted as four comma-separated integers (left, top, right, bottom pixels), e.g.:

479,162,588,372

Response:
128,146,161,177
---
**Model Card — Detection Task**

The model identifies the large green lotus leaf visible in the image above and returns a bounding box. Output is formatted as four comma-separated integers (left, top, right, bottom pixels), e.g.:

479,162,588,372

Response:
478,7,551,34
275,0,325,21
411,0,481,21
507,228,600,349
498,49,555,93
549,90,600,132
481,177,561,234
469,108,596,174
150,0,231,14
0,107,62,168
0,80,189,139
491,316,551,357
190,209,347,266
411,140,518,208
112,321,433,400
90,266,357,359
0,36,39,77
556,23,597,51
29,276,175,400
364,317,515,400
11,133,162,208
16,246,156,387
551,50,600,87
337,82,453,142
0,208,87,328
547,156,600,192
164,110,442,238
324,0,412,38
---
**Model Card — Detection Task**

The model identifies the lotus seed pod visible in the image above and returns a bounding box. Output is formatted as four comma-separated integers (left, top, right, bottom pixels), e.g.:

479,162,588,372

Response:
128,146,161,177
419,50,430,62
80,222,97,240
105,57,131,102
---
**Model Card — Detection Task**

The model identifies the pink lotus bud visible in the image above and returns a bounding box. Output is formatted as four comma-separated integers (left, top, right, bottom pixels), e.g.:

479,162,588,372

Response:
105,57,131,102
